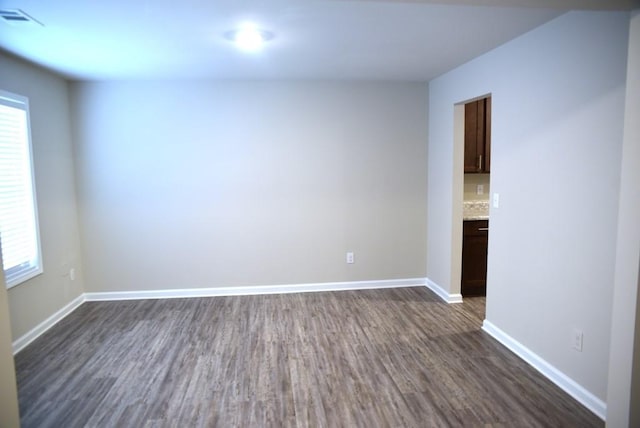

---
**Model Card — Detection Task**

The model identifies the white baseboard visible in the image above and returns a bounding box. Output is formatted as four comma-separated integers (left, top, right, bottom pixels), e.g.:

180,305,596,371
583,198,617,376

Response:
482,320,606,421
425,278,463,303
84,277,428,301
12,294,85,355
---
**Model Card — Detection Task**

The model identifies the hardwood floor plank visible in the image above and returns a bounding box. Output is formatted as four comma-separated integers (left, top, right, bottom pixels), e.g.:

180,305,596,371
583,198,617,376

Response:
14,287,603,427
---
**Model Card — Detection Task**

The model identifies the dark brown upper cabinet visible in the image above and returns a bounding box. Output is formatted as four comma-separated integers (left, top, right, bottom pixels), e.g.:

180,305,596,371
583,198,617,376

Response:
464,97,491,173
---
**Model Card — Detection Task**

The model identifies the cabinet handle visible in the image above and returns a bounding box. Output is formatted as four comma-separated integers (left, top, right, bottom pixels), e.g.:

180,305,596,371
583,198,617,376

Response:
478,155,483,171
478,228,489,231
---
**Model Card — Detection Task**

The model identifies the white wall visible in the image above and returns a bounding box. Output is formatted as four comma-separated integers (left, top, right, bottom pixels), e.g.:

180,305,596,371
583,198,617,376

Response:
70,81,428,293
427,10,628,406
606,8,640,428
0,53,86,340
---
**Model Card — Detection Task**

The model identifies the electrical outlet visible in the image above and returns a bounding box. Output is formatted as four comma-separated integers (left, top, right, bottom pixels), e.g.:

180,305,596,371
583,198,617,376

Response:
346,252,355,264
572,329,583,352
69,268,76,281
61,262,70,277
477,184,484,195
493,193,500,208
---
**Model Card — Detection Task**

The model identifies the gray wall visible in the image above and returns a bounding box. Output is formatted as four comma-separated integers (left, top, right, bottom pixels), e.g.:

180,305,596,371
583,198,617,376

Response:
0,251,20,427
606,8,640,428
427,10,628,403
0,53,86,340
70,81,428,292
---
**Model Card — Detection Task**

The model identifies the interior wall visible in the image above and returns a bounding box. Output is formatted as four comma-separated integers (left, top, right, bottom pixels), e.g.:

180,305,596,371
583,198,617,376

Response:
606,8,640,428
70,81,428,293
0,251,20,428
427,10,628,403
0,53,86,341
633,264,640,427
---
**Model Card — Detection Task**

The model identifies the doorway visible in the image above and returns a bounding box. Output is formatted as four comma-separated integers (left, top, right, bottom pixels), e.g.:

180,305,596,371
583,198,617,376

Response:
452,95,491,320
461,97,491,298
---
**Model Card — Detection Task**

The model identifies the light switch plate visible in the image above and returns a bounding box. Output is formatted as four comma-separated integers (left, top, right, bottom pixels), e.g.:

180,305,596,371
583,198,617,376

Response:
493,193,500,208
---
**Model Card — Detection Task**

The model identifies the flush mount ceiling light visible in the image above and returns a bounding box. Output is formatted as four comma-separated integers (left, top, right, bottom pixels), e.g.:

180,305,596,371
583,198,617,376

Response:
225,25,274,52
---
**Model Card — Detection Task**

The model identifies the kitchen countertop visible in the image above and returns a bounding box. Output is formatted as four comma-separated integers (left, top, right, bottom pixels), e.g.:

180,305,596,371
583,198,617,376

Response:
463,200,489,221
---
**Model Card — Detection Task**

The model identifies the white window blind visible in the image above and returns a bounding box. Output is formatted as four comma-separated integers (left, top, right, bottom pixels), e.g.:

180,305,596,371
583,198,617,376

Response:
0,90,42,288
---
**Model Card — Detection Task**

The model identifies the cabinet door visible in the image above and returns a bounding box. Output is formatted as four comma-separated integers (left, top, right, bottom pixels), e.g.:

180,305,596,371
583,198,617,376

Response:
464,101,480,173
484,97,491,173
461,220,488,296
464,99,486,173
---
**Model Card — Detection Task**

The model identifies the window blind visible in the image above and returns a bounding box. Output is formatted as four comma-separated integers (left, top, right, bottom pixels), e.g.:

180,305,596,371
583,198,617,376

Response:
0,90,42,288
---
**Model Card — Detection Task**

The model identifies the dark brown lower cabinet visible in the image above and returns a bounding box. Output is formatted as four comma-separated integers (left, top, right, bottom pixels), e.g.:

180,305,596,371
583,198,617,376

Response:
462,220,488,296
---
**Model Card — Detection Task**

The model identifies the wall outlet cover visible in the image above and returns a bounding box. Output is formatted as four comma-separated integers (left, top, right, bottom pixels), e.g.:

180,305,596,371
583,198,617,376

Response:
346,252,355,264
572,329,583,352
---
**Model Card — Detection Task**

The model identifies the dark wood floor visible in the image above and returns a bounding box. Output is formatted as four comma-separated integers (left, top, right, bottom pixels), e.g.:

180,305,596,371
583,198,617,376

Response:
15,287,602,427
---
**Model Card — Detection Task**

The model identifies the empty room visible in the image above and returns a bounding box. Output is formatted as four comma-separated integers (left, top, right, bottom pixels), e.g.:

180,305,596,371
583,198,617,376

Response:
0,0,639,427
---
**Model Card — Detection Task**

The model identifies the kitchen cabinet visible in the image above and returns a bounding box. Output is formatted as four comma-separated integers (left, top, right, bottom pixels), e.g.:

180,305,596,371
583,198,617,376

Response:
464,97,491,173
461,220,488,296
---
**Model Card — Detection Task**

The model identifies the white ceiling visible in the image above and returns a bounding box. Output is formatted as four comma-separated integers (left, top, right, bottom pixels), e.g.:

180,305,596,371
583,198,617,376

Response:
0,0,631,81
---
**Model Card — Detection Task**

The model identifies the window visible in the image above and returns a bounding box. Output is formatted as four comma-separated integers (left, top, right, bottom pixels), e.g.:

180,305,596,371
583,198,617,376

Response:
0,90,42,288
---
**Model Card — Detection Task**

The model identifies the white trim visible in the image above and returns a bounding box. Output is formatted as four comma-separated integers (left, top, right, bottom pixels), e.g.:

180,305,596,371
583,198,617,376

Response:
12,294,85,355
425,278,463,303
482,319,606,421
84,278,428,301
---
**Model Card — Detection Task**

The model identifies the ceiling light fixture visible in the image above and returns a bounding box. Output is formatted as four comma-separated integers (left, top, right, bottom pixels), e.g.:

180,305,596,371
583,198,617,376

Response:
225,25,274,52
